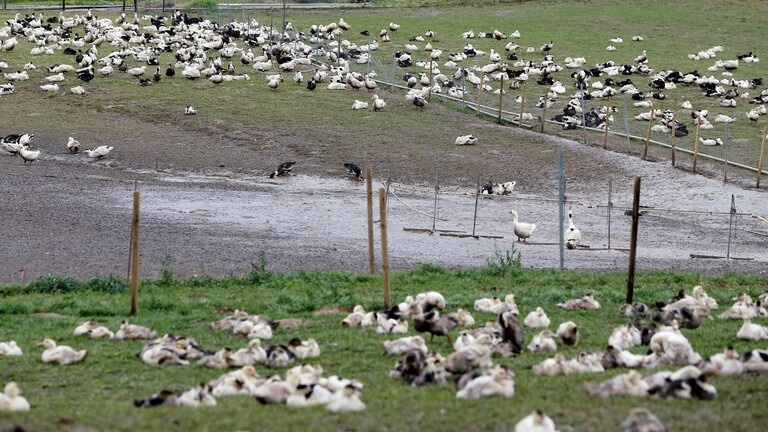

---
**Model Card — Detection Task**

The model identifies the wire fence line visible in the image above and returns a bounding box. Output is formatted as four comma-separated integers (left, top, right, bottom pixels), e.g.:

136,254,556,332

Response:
301,38,765,185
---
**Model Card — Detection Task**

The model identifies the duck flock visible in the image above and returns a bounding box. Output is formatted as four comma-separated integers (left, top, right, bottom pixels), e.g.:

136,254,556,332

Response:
4,283,768,431
1,6,765,176
1,7,767,430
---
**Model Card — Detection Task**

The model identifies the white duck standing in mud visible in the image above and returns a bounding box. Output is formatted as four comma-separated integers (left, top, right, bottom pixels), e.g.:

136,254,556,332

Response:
510,209,537,242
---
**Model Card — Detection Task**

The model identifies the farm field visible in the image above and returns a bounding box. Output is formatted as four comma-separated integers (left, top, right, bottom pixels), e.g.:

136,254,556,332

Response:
1,269,768,432
1,1,768,431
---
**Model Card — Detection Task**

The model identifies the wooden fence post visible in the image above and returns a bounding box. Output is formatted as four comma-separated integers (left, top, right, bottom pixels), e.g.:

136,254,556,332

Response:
518,84,526,127
366,168,375,274
643,101,654,160
757,127,767,188
693,120,701,173
626,176,641,304
130,186,140,315
379,188,391,310
603,106,609,149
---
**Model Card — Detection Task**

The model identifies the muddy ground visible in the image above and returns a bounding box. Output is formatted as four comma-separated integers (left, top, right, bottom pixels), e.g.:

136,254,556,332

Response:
1,101,766,285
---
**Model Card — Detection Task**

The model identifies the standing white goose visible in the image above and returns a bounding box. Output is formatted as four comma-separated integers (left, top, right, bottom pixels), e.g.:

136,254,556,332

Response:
18,146,40,163
565,210,582,249
509,210,536,242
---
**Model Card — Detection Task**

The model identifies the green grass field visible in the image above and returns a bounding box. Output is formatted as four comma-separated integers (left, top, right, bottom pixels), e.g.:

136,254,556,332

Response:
1,260,768,431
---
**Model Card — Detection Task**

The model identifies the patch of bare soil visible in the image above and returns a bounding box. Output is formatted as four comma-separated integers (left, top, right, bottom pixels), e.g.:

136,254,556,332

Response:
1,100,766,286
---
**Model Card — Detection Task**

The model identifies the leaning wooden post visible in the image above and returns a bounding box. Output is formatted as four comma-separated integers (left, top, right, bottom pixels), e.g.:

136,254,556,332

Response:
130,183,140,315
379,188,391,310
518,83,526,127
757,126,767,188
642,101,654,160
366,168,375,274
693,120,701,173
540,96,547,133
626,176,641,304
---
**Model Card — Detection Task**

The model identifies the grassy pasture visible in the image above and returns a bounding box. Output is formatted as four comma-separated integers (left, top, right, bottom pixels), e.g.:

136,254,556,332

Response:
1,265,768,431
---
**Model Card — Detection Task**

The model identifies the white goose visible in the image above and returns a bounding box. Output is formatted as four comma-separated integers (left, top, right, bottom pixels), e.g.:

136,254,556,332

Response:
67,136,80,153
18,146,40,163
565,210,582,249
39,338,88,365
523,307,551,328
509,210,536,242
0,382,31,411
84,145,113,159
351,99,369,110
0,341,22,356
372,94,386,111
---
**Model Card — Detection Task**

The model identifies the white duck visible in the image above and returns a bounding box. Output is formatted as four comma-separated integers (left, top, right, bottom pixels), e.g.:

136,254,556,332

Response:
73,321,114,339
115,319,157,340
39,338,88,365
84,145,113,159
514,409,558,432
228,338,267,366
372,94,386,111
326,384,366,413
523,307,551,328
0,382,30,411
509,210,536,242
66,136,80,153
564,210,582,249
0,341,22,356
18,146,40,163
455,134,478,145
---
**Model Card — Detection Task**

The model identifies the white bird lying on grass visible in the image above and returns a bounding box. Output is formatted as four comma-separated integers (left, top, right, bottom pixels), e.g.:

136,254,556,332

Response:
39,338,88,365
0,341,22,356
0,382,31,412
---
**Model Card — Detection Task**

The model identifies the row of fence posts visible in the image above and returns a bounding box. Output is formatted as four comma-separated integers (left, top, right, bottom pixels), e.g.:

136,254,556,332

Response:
374,49,768,186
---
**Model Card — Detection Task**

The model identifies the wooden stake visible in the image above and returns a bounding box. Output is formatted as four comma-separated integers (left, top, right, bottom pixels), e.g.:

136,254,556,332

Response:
498,76,504,123
603,106,609,149
671,123,676,167
379,188,391,310
518,84,526,127
642,101,654,160
130,187,140,315
626,176,641,304
693,119,701,173
366,168,375,274
540,95,546,133
758,126,767,188
476,77,482,117
427,62,433,103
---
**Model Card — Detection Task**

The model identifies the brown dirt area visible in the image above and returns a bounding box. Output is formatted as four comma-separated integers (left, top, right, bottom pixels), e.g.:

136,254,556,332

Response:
2,97,766,285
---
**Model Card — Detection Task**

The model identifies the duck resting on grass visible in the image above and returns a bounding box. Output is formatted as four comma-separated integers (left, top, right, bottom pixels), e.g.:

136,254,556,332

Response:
39,338,88,365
